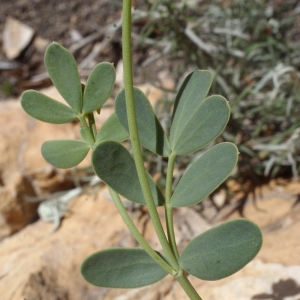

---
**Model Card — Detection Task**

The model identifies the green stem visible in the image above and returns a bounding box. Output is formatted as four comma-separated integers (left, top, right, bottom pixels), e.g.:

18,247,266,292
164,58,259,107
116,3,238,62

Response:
122,0,179,271
165,152,179,259
176,271,203,300
87,112,97,138
108,186,175,275
78,114,95,146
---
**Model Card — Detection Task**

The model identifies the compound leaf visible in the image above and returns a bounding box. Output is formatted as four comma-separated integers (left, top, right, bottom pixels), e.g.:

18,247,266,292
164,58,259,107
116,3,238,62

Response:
171,143,238,207
96,112,129,143
170,95,230,155
21,90,77,124
179,219,262,281
115,87,171,157
82,62,116,114
45,42,82,112
42,140,90,168
92,141,164,206
81,248,168,288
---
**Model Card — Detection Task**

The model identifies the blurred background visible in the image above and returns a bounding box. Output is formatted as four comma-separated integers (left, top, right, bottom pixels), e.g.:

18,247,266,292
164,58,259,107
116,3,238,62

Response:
0,0,300,299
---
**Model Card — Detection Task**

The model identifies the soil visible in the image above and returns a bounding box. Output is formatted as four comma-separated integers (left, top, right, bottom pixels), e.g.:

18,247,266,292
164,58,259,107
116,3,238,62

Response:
0,0,164,98
0,3,300,298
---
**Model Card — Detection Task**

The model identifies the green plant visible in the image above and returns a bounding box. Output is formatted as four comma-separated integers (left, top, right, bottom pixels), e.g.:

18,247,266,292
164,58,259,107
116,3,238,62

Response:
135,0,300,181
20,1,262,299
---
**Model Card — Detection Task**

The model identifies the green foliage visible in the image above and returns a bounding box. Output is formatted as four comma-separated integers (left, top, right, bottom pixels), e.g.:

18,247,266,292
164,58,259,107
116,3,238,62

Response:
80,127,91,144
82,62,116,114
45,42,82,112
21,90,77,124
115,87,171,157
20,22,262,297
170,90,230,155
96,112,129,143
21,42,116,170
42,140,90,169
136,0,300,178
171,143,238,207
179,219,262,281
171,70,212,142
170,71,230,155
81,248,168,288
92,141,164,206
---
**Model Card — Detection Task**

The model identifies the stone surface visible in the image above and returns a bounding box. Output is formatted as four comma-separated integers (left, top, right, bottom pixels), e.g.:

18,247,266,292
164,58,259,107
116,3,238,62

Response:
3,16,34,59
0,98,75,239
0,81,169,239
0,85,299,299
0,189,207,300
0,181,299,299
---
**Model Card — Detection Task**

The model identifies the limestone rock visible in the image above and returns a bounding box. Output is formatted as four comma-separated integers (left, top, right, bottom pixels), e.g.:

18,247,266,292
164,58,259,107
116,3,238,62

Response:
3,16,35,60
0,83,118,239
1,187,299,299
0,90,75,239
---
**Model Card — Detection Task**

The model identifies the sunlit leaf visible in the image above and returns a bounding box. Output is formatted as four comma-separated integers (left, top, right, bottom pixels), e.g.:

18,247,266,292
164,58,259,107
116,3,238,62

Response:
171,143,238,207
92,141,164,205
170,70,212,150
179,219,262,281
170,95,230,155
45,42,82,112
81,248,168,288
42,140,90,168
21,90,77,124
82,62,116,114
115,87,171,157
96,112,129,143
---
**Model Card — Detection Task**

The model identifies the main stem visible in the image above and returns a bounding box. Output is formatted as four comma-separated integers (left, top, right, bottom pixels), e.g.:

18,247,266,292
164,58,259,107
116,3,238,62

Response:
122,2,202,299
165,152,179,259
122,0,178,271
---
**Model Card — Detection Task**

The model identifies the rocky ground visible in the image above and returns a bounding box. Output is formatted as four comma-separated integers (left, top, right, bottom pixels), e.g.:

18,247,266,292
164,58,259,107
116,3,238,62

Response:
1,1,300,299
0,86,299,300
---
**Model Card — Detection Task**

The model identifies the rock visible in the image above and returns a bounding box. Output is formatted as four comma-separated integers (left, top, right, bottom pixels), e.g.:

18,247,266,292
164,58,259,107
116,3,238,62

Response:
212,190,227,208
0,192,129,300
3,16,35,60
0,84,118,239
115,59,124,88
0,189,209,300
1,81,299,298
194,260,300,300
0,90,74,239
1,185,299,299
33,36,50,53
138,83,164,107
157,69,175,90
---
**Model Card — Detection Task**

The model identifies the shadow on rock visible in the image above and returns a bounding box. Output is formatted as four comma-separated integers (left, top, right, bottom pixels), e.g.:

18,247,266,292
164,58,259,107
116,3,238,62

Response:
252,278,300,300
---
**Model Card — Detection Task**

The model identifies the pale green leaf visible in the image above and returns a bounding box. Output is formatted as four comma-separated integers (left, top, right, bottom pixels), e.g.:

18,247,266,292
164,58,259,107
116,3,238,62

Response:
42,140,90,168
21,90,77,124
170,70,212,144
96,112,129,143
45,42,82,112
179,219,262,281
80,127,91,144
92,141,164,206
115,87,171,157
170,95,230,155
82,62,116,114
81,248,168,288
171,143,238,207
